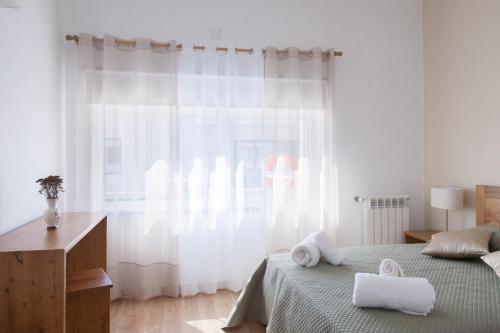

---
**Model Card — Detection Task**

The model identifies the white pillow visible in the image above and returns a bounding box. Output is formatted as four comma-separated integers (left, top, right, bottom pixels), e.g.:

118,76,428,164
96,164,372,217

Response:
481,251,500,278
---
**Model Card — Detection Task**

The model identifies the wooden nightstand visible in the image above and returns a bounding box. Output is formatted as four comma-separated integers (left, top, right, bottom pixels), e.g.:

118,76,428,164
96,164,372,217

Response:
404,230,441,244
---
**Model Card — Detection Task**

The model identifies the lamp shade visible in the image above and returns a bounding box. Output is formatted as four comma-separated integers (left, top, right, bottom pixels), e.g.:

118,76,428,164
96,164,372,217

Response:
431,186,464,210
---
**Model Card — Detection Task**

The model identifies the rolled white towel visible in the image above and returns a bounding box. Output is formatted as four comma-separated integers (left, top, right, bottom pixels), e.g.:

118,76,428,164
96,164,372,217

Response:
290,235,321,267
353,273,435,315
309,231,345,266
379,259,405,277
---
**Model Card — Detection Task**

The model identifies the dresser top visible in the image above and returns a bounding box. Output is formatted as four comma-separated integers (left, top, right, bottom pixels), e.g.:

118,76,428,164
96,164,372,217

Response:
0,212,106,252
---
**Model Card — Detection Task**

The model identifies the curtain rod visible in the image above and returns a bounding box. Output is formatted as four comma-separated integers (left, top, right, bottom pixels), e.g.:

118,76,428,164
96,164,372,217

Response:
65,34,343,57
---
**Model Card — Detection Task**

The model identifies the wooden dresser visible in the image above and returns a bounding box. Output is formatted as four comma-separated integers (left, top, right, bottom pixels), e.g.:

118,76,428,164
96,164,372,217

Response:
0,213,112,333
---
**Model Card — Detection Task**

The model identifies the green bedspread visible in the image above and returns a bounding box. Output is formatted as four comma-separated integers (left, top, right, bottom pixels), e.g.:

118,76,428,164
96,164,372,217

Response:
225,244,500,333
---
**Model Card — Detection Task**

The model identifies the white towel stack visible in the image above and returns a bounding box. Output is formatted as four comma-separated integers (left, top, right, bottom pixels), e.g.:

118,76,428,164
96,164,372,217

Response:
353,273,435,315
289,234,321,267
353,260,436,316
290,231,345,267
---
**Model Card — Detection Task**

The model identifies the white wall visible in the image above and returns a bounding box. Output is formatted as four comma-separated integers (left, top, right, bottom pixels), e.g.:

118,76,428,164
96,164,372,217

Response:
423,0,500,231
0,0,63,234
61,0,424,246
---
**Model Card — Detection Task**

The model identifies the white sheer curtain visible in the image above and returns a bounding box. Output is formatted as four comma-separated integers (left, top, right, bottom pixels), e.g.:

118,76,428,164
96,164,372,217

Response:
263,47,339,253
176,47,266,295
66,34,181,300
65,36,338,300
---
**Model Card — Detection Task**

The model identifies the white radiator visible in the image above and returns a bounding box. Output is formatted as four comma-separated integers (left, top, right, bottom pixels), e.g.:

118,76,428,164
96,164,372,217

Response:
360,196,410,246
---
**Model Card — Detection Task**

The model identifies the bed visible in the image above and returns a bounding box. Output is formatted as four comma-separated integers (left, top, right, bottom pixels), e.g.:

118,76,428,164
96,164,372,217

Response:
224,185,500,333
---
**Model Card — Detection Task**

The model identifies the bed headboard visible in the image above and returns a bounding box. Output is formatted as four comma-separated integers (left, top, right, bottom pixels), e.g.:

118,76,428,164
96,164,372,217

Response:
476,185,500,227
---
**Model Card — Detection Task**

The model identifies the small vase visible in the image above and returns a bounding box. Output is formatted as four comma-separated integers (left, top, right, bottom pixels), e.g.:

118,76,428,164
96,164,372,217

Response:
44,198,60,229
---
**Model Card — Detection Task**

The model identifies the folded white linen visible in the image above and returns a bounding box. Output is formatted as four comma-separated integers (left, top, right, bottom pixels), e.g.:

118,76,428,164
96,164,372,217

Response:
309,231,345,266
379,259,405,277
290,235,321,267
352,273,435,315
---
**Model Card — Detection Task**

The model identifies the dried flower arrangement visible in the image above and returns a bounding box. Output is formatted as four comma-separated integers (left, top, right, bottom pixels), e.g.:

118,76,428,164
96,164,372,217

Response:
36,175,64,199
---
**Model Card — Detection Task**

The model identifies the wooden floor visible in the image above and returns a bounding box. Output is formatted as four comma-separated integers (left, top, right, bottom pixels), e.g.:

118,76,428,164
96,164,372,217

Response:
110,290,265,333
